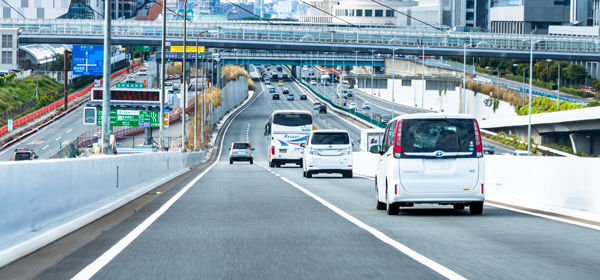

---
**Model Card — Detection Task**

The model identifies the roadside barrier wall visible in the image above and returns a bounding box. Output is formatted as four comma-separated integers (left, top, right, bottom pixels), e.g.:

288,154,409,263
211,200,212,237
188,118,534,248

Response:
353,152,600,222
0,151,203,267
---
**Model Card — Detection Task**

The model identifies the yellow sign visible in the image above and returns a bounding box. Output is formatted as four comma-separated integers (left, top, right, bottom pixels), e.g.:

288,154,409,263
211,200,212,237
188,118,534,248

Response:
164,112,170,128
170,46,205,52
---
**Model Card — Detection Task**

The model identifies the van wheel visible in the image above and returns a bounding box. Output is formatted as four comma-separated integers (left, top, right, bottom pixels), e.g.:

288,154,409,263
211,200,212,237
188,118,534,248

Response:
453,204,465,210
303,171,306,177
346,171,353,178
470,202,484,215
269,161,275,168
306,171,313,178
250,160,253,164
386,187,399,215
375,183,386,210
299,161,303,168
230,159,233,164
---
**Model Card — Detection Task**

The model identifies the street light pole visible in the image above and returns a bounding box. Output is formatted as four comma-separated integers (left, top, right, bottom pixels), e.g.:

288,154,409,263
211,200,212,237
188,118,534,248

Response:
463,43,467,114
390,48,399,118
101,0,111,154
421,46,427,113
369,49,375,121
160,0,167,151
525,40,541,155
181,0,188,152
353,50,359,111
557,61,561,111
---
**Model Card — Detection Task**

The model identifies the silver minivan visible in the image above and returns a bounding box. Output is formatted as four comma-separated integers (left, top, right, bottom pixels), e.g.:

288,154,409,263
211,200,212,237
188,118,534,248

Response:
371,114,485,215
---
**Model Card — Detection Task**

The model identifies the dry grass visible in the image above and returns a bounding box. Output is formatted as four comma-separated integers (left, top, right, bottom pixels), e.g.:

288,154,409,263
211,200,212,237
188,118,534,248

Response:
466,80,528,107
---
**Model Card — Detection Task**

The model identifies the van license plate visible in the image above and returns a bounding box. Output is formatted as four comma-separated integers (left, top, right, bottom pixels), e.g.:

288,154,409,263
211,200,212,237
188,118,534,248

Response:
279,149,287,153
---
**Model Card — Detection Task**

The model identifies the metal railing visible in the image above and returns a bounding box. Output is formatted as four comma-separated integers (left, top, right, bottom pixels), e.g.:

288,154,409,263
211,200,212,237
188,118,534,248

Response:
6,18,600,54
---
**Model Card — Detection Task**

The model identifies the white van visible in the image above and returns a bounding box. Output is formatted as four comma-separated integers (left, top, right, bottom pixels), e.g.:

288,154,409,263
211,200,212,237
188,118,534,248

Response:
371,113,485,215
302,130,353,178
138,68,147,76
358,129,385,152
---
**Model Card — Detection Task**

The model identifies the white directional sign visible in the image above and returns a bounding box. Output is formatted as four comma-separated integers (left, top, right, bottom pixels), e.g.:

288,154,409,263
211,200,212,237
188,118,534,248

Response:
7,119,13,132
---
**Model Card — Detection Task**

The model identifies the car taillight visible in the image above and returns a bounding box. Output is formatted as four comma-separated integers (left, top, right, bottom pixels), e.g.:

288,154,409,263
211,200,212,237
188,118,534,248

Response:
393,120,403,158
473,119,483,158
481,184,484,194
271,146,275,155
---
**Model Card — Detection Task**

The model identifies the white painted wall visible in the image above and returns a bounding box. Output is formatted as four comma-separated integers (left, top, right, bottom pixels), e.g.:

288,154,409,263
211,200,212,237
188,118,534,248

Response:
361,79,518,120
353,152,600,223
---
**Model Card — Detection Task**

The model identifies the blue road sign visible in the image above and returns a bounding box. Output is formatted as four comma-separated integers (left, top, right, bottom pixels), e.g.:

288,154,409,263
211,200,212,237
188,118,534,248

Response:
73,45,104,76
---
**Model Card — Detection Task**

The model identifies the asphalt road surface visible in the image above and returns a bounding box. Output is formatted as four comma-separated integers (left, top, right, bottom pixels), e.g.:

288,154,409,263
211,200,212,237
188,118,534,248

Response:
2,65,599,280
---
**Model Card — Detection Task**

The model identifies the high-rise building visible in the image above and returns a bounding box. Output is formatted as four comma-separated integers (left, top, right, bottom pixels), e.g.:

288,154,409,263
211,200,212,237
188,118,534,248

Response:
489,0,597,34
0,0,141,20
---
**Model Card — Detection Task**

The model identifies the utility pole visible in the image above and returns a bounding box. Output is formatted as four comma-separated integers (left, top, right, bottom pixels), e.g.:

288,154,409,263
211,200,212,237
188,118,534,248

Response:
64,49,71,112
160,0,167,151
101,0,111,154
182,0,188,152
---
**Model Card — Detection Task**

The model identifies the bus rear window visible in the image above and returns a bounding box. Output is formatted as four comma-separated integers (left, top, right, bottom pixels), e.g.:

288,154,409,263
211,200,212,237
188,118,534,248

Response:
273,114,312,126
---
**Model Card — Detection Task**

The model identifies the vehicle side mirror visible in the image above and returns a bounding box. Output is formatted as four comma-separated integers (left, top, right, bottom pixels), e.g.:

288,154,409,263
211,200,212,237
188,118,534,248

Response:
228,148,231,150
300,143,305,148
252,148,255,150
34,154,39,159
369,145,381,154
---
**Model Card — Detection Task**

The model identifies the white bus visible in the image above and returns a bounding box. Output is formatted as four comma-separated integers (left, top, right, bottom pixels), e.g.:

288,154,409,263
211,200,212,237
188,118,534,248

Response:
264,110,314,168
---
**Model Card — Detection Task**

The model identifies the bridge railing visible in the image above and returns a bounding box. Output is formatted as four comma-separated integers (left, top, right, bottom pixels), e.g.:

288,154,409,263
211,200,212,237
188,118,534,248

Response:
5,18,600,54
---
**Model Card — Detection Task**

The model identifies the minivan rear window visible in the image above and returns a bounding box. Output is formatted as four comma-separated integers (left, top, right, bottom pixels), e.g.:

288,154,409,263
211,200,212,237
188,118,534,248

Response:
401,119,475,157
273,114,312,126
311,133,349,145
233,143,249,149
14,153,31,161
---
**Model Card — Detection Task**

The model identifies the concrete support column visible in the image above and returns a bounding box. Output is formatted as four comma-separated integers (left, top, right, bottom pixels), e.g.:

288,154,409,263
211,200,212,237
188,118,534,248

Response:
570,133,592,155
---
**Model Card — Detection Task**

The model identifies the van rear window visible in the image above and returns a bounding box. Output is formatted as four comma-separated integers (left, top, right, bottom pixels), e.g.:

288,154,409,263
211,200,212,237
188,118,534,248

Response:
273,114,312,126
401,119,475,157
311,133,349,145
14,153,30,161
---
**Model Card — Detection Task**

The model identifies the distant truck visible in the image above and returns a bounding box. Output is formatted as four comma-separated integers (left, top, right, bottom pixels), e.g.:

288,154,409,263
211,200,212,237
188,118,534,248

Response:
358,129,385,153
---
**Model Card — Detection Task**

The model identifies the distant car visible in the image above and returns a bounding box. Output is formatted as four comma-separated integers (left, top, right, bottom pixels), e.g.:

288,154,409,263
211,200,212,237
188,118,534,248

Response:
126,75,136,82
272,93,280,100
380,114,391,124
512,150,533,156
346,91,353,97
277,66,283,72
229,142,254,164
287,93,295,101
13,148,38,161
482,143,495,155
269,86,276,93
308,70,315,76
300,94,307,100
362,102,371,109
265,78,271,84
282,73,288,79
349,103,357,110
303,66,308,71
282,88,289,94
278,80,284,86
336,66,342,71
310,80,317,85
319,105,327,114
138,69,147,76
146,4,151,9
165,82,174,92
313,102,321,110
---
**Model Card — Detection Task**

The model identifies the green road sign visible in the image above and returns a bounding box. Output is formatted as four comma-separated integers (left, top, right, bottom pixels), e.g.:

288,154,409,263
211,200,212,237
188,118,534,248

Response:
116,83,144,89
135,46,152,52
97,110,161,128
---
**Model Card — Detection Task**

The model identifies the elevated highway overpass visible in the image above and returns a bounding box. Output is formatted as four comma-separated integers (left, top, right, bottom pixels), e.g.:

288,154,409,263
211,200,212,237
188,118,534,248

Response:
5,19,600,61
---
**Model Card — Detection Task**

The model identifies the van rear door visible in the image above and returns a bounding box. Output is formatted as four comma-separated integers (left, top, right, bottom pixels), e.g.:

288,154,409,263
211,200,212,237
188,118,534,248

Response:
399,118,479,193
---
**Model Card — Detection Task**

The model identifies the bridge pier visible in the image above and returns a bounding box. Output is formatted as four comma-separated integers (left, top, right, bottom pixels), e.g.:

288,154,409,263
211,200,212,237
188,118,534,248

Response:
569,133,593,155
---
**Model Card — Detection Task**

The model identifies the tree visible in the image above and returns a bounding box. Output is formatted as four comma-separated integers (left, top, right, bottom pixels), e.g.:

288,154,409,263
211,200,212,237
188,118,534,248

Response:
592,79,600,92
488,58,500,69
50,53,72,71
566,64,588,84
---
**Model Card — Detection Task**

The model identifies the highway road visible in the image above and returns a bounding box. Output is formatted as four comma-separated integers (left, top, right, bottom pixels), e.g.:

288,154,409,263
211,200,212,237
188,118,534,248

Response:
476,72,590,104
2,65,599,280
0,60,158,161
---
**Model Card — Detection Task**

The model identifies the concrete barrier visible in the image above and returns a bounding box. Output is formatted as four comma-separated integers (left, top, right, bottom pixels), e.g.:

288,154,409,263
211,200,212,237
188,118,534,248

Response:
352,152,600,222
0,151,205,267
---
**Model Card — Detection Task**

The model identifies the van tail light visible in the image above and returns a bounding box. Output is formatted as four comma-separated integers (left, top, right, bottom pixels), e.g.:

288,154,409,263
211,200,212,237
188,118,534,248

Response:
473,119,483,158
393,120,403,158
481,184,484,194
395,184,397,195
271,146,275,155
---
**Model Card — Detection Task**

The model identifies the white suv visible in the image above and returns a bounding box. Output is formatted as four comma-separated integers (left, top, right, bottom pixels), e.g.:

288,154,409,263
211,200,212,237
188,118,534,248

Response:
371,114,485,215
302,130,353,178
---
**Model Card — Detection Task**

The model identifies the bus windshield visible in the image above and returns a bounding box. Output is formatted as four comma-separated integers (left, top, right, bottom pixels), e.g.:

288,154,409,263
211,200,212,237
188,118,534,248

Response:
273,114,312,127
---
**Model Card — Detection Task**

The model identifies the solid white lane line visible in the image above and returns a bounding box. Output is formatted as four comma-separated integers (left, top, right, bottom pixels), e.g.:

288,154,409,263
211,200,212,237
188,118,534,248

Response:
42,145,49,150
280,177,466,280
70,78,257,280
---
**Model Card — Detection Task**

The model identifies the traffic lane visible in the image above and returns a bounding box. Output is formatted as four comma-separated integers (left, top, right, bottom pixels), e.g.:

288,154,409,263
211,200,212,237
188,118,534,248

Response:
478,72,589,104
49,88,444,280
482,139,516,154
0,106,91,161
273,162,600,279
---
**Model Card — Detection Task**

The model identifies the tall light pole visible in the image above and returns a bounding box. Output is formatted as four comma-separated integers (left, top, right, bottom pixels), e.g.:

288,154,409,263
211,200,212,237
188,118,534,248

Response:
524,40,541,155
390,47,399,118
181,0,189,152
369,49,376,121
421,46,428,113
160,0,167,151
557,61,561,111
101,0,112,154
462,43,467,114
353,50,359,110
